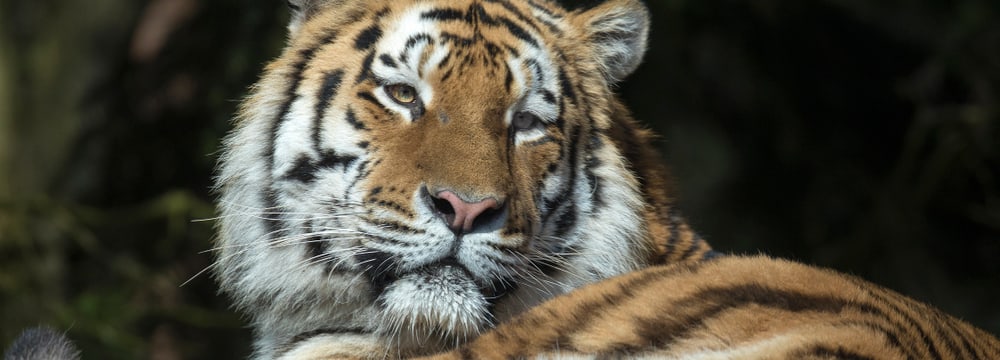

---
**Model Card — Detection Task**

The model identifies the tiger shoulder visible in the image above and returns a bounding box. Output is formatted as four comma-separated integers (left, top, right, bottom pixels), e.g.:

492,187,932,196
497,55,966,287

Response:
426,255,1000,360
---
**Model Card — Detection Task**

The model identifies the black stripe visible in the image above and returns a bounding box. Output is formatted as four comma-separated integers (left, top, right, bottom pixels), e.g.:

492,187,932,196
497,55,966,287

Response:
499,17,538,47
504,44,520,58
437,52,454,70
441,68,455,82
538,265,697,348
933,309,973,359
936,314,978,359
370,199,415,218
441,32,475,47
540,89,557,105
559,69,577,103
484,41,503,58
525,58,545,82
356,91,380,107
317,149,358,169
378,54,397,68
355,51,376,84
403,34,433,56
679,233,705,260
283,150,357,183
629,284,893,352
553,203,577,238
835,319,908,356
400,33,433,69
313,69,345,151
421,8,465,21
345,107,368,130
503,64,514,92
353,24,382,50
468,3,496,26
483,0,544,34
862,286,945,359
285,155,318,183
541,125,581,228
343,159,371,200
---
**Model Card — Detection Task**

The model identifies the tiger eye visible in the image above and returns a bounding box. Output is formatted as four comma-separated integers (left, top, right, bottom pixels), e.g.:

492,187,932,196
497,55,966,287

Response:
386,84,417,105
512,111,541,132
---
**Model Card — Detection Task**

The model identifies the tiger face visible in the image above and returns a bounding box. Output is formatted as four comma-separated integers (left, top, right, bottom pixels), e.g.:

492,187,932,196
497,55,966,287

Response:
214,0,679,357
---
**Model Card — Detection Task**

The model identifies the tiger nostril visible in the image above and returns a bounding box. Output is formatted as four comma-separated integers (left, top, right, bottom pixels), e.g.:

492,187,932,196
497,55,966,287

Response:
470,202,507,230
432,196,455,215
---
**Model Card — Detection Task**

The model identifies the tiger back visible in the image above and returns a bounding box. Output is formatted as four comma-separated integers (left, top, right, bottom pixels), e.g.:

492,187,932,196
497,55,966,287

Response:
213,0,713,358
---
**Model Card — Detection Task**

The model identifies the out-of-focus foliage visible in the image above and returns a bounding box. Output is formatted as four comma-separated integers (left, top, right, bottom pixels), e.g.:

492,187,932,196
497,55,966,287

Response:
0,0,997,358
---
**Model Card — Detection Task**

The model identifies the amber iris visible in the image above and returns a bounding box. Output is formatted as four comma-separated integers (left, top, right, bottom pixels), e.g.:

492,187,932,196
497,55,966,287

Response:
386,84,417,105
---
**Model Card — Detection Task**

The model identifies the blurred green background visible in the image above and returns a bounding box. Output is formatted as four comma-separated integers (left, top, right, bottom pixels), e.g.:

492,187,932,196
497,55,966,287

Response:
1,0,997,358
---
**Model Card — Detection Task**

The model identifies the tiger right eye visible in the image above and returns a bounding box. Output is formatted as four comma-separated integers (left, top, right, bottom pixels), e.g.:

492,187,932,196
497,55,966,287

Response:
386,84,417,105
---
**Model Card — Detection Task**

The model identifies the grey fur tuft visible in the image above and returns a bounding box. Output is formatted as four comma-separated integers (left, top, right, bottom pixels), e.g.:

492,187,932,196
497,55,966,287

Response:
3,327,80,360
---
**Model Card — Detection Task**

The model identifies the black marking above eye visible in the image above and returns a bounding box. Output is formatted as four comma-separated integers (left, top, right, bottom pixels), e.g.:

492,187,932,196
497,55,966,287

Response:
354,25,382,50
512,111,542,132
378,54,397,68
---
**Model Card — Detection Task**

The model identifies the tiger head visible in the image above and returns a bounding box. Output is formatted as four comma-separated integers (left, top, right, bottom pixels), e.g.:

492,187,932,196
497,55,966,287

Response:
215,0,680,356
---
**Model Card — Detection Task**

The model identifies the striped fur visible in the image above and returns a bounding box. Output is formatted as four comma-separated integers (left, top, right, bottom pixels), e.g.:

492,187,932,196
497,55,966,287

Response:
424,255,1000,360
213,0,712,358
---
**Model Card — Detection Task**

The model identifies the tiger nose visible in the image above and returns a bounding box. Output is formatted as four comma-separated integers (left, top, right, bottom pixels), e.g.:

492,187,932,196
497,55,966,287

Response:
428,190,505,233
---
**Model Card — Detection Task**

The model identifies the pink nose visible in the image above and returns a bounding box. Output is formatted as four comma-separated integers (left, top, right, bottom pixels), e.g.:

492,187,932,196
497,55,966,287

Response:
433,191,501,232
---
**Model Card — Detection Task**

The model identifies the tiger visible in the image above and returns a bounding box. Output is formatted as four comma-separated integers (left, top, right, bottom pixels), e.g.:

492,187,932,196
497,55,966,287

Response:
213,0,1000,359
212,0,714,358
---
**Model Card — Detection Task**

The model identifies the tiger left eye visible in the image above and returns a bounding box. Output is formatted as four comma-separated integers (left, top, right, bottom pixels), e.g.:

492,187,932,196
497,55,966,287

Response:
512,111,541,132
386,84,417,105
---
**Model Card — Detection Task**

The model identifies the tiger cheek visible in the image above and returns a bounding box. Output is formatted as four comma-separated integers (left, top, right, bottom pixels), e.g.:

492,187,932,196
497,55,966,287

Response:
517,143,559,215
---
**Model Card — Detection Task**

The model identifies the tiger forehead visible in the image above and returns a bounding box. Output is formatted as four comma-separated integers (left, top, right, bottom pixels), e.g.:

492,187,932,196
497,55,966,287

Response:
302,0,566,58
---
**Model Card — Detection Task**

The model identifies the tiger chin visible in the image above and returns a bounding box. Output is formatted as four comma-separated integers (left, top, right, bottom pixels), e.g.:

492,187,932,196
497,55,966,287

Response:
213,0,712,358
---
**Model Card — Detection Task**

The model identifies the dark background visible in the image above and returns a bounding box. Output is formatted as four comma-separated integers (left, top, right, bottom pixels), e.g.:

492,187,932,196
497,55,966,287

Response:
1,0,997,358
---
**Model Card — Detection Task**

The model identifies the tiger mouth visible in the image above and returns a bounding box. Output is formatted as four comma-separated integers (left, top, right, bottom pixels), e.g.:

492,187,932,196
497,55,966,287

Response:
362,251,518,306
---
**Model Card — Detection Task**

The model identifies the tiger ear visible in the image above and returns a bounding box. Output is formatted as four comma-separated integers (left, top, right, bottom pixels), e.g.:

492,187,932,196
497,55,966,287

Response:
573,0,650,84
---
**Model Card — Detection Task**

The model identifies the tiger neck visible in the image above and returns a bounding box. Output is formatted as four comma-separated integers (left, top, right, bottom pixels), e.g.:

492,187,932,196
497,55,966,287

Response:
605,99,715,264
